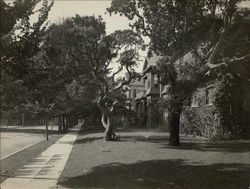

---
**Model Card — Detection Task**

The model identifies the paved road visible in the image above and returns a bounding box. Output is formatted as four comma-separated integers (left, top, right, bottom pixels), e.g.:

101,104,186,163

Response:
0,125,58,159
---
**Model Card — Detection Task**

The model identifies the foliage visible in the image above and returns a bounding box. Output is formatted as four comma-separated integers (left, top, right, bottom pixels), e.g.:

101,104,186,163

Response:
181,105,221,138
108,0,250,144
214,73,250,138
1,0,54,114
36,15,144,139
108,0,250,86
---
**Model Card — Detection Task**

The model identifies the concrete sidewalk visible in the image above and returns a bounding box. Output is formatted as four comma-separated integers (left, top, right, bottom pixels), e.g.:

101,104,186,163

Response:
1,125,81,189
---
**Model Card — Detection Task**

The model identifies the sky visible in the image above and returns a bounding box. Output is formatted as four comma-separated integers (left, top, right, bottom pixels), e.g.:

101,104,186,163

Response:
48,1,130,35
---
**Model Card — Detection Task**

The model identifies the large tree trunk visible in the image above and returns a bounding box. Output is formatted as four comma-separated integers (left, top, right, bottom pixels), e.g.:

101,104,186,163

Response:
168,108,182,146
102,113,115,141
167,83,183,146
98,100,119,141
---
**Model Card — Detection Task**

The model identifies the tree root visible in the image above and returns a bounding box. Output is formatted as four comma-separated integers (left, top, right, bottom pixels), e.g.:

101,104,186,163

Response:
104,132,120,141
111,132,120,141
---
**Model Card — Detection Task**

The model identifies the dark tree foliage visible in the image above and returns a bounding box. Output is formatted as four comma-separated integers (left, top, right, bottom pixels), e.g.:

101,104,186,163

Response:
108,0,250,145
40,15,144,141
1,0,53,114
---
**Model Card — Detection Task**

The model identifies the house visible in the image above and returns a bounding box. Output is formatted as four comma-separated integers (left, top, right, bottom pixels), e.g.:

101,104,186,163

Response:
135,55,162,128
124,75,144,112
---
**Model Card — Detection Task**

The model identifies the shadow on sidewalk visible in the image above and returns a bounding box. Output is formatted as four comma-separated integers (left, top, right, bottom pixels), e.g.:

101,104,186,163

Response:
58,159,249,189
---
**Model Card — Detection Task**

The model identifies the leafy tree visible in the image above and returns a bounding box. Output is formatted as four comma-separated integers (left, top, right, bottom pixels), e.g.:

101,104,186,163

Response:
41,15,143,141
33,19,100,134
1,0,53,115
108,0,250,145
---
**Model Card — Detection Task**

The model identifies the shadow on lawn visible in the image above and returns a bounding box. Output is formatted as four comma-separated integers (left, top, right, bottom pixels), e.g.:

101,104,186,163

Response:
58,159,249,189
74,136,103,144
119,136,250,153
75,129,250,153
161,141,250,153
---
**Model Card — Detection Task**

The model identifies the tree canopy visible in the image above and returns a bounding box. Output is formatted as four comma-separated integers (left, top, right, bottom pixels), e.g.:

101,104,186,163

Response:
108,0,250,145
36,15,144,140
1,0,53,113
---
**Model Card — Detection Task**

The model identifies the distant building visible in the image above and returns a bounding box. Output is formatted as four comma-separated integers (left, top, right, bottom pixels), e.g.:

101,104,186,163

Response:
126,55,162,128
124,74,144,111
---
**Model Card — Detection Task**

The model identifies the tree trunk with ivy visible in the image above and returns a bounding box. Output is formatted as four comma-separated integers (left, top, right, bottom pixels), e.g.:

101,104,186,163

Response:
165,82,186,146
168,108,182,146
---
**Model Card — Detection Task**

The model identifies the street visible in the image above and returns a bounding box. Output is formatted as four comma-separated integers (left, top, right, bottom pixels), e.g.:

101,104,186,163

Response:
0,125,58,159
1,125,80,189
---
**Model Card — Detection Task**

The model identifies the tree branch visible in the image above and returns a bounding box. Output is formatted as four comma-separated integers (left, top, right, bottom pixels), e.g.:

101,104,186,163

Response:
135,11,152,37
111,65,136,92
111,66,123,84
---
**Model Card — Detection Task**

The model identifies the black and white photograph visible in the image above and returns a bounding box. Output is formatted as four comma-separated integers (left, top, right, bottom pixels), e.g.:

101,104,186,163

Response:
1,0,250,188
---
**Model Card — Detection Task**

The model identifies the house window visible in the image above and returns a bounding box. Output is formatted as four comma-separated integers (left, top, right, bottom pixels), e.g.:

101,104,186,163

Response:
147,80,151,89
191,93,198,107
133,89,137,98
205,88,213,105
128,89,131,98
153,74,158,86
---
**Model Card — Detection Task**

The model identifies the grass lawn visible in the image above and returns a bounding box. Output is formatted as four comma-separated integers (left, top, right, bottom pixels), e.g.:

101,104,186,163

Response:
58,129,250,189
